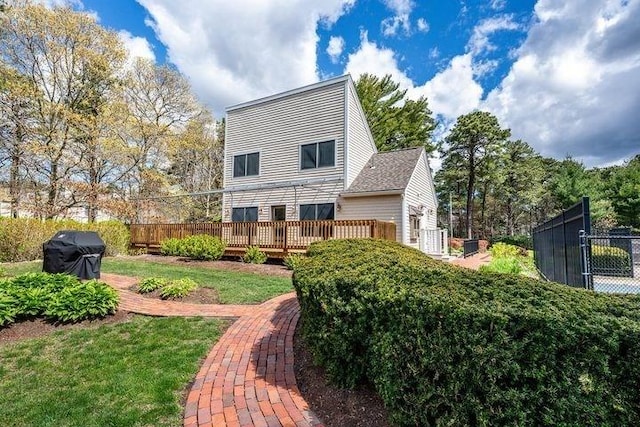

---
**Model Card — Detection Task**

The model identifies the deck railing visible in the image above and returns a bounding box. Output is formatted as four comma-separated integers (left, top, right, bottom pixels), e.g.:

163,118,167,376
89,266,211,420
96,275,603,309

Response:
130,219,396,256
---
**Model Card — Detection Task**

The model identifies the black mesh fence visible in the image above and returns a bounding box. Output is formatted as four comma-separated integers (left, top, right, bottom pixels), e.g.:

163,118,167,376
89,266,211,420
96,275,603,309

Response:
532,197,591,288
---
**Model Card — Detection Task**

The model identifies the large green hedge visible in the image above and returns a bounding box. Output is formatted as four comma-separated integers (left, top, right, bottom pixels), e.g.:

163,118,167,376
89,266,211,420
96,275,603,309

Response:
0,218,129,262
293,239,640,426
591,245,633,277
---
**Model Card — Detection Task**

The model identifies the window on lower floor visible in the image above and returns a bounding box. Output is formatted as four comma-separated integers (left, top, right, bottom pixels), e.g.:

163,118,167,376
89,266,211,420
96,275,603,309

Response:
232,206,258,236
300,203,334,237
300,203,335,220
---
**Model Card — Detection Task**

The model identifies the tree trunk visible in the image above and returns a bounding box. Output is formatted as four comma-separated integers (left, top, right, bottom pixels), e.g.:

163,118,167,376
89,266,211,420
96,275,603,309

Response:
46,162,58,219
466,155,475,239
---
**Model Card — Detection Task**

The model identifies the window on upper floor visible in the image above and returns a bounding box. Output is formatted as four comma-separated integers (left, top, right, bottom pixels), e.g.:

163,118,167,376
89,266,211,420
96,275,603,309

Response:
300,140,335,170
233,152,260,178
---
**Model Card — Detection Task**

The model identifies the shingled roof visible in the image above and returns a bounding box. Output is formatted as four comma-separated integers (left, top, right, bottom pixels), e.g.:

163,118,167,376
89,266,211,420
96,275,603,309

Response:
343,146,424,195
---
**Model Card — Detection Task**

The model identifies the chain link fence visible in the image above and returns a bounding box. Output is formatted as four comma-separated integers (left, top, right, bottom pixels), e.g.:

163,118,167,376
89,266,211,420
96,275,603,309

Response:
582,229,640,294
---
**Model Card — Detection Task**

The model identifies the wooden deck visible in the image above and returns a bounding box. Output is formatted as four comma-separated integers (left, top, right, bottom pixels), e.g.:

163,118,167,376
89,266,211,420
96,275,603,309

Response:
130,219,397,258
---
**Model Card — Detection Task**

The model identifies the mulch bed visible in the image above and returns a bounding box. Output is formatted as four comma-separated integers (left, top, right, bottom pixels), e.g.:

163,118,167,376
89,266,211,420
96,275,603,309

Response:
294,323,392,427
0,310,134,344
128,284,222,305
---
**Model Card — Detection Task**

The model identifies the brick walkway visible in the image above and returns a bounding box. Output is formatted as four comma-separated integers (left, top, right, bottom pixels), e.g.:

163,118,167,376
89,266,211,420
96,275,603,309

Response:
450,252,492,270
101,273,322,427
101,273,255,318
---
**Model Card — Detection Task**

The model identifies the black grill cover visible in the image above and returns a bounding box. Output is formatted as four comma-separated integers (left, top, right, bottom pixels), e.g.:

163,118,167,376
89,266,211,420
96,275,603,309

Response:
43,231,106,279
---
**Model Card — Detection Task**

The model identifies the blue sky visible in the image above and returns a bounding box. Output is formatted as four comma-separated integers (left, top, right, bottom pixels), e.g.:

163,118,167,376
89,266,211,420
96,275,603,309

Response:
70,0,639,167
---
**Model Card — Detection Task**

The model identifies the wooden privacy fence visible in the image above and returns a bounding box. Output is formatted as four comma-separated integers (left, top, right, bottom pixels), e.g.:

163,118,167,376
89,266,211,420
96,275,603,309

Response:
130,219,397,257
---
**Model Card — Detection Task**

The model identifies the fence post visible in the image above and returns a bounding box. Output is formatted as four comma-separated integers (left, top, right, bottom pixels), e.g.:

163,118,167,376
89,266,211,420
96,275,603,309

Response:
579,230,592,290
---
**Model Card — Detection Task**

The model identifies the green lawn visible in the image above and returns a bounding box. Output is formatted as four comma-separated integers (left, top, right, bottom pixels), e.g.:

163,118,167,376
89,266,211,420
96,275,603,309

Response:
0,316,226,427
1,258,293,304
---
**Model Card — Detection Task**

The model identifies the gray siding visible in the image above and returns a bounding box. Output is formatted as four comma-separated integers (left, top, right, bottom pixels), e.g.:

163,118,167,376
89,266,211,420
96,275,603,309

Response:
223,80,347,218
338,195,402,242
222,182,343,222
345,83,377,188
224,82,345,188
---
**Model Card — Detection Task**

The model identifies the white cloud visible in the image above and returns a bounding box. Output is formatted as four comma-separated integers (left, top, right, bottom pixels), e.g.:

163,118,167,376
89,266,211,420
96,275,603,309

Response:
490,0,506,11
380,0,414,36
137,0,355,116
429,47,440,59
410,54,483,120
344,33,481,121
416,17,429,33
344,31,414,90
382,0,413,15
468,15,520,56
118,30,156,63
326,36,345,64
483,0,640,166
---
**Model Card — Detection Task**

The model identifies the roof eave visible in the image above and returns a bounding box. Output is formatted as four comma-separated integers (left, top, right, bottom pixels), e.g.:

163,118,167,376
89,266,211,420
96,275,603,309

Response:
340,189,404,198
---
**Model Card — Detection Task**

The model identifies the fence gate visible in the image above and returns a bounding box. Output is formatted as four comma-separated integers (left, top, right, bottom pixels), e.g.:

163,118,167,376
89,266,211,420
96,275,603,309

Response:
580,229,640,294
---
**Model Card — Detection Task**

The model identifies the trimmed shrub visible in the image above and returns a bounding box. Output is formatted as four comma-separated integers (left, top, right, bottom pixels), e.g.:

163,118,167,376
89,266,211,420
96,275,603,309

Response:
138,277,167,293
0,218,129,262
591,245,633,277
243,246,267,264
283,253,305,270
159,234,225,261
45,280,119,322
160,238,184,256
294,238,640,426
159,278,198,299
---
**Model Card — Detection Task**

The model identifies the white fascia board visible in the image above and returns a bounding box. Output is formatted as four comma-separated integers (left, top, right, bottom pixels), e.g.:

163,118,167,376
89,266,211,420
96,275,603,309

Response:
226,75,350,112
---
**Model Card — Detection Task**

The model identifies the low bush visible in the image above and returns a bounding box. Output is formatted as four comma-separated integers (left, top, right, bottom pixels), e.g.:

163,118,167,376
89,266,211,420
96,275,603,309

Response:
479,256,522,275
591,245,632,276
0,273,119,325
294,238,640,426
138,277,167,293
283,253,305,270
491,234,533,250
160,238,184,257
0,218,129,262
0,289,17,326
243,246,267,264
45,280,119,322
159,234,225,261
489,242,521,259
159,278,198,299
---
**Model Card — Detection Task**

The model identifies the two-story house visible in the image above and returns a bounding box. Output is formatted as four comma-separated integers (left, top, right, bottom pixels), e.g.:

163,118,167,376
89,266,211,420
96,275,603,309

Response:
221,74,446,255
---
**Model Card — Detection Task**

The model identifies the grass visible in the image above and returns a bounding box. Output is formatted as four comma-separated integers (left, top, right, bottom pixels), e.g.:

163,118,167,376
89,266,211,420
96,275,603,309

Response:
0,258,293,304
0,316,226,427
